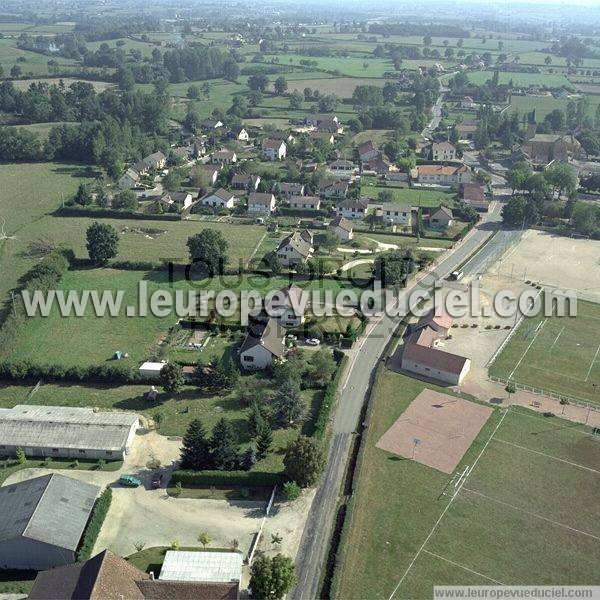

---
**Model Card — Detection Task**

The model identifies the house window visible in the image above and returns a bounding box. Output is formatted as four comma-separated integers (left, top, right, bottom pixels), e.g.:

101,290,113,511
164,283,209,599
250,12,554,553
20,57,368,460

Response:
107,451,113,456
243,355,254,362
52,448,58,453
79,449,86,455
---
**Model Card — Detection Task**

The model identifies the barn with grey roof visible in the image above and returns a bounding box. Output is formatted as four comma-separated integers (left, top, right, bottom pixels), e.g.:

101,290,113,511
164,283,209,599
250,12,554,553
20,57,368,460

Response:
0,405,139,460
0,473,100,570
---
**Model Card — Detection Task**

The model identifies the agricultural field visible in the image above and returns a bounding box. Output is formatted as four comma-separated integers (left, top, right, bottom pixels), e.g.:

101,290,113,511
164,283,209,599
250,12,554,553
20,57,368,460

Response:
508,93,600,119
467,70,572,88
284,77,386,98
489,300,600,403
334,369,600,599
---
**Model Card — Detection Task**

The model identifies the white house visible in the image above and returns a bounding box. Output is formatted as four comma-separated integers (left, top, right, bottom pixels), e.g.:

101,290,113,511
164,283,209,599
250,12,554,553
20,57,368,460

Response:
231,173,260,191
142,151,167,171
157,191,193,211
320,180,348,199
305,114,339,128
230,125,249,141
328,159,356,178
118,168,140,189
239,319,286,369
357,140,379,163
337,198,368,219
211,150,237,165
199,165,220,185
431,141,457,162
262,139,286,161
382,203,412,226
276,229,313,268
414,164,472,185
289,195,321,211
248,192,276,215
429,206,454,228
461,96,477,109
267,285,307,328
277,182,305,198
200,188,235,209
329,215,353,241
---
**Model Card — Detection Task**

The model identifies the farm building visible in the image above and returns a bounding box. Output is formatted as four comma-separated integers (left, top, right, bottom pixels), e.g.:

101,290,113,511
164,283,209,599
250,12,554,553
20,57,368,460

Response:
0,474,100,570
159,550,243,583
29,549,240,600
0,405,139,460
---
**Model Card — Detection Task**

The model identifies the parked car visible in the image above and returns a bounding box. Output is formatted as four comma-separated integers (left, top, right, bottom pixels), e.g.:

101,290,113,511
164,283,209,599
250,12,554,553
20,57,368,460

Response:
119,475,142,487
151,472,163,489
306,338,321,346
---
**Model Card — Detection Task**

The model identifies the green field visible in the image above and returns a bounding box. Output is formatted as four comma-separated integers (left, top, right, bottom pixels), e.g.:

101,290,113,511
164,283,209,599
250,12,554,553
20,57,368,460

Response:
467,70,572,88
0,162,265,314
364,185,456,208
334,370,600,599
489,300,600,403
509,93,600,119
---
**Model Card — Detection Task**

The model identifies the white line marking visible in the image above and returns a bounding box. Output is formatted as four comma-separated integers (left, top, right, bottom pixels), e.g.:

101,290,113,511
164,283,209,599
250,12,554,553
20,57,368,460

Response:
422,550,506,585
548,326,564,351
492,438,600,474
508,318,546,380
462,487,600,541
585,343,600,382
387,408,510,600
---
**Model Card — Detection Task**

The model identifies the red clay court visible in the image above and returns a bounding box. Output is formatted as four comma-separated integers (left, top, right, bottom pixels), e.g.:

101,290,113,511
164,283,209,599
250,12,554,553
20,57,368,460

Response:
376,389,493,473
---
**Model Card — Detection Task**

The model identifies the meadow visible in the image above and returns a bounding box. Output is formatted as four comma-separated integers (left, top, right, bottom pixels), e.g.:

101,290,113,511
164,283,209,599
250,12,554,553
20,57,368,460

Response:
333,370,600,599
466,70,571,88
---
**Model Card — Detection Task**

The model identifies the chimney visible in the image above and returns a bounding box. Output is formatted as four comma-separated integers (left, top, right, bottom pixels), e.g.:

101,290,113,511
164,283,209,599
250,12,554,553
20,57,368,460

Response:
149,572,155,580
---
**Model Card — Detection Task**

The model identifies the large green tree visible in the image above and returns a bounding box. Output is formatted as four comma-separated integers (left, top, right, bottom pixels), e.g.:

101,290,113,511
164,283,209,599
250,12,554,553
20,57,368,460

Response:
210,418,239,470
187,229,229,275
272,379,305,426
249,554,296,600
160,362,185,394
86,222,118,264
180,419,214,470
283,435,325,488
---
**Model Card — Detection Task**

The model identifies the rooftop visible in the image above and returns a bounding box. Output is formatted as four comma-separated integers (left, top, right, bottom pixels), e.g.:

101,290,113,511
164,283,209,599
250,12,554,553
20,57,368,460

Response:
0,474,99,550
159,551,243,583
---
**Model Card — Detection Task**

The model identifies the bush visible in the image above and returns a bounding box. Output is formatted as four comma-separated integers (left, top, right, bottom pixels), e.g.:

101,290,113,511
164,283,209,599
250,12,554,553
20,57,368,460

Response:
77,488,112,561
170,470,283,487
282,481,301,501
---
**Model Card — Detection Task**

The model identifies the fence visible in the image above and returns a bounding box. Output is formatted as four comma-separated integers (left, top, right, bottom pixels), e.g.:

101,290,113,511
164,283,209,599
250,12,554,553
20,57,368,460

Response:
489,375,600,413
246,484,278,566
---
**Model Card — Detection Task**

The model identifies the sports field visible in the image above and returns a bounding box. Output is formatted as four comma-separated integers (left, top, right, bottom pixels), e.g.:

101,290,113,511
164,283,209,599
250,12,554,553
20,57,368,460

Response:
489,300,600,403
333,370,600,599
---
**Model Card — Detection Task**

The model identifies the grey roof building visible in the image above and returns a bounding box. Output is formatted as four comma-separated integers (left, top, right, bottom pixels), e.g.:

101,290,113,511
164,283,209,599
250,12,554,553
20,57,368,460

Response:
0,405,139,460
0,473,100,570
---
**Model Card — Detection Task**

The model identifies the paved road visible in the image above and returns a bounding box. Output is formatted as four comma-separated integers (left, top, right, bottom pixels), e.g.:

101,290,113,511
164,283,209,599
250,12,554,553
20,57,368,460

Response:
290,203,507,600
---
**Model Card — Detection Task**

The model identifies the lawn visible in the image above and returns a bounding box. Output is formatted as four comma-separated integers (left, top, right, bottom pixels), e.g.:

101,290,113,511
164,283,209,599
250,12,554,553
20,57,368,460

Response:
363,185,456,208
489,299,600,403
333,369,600,599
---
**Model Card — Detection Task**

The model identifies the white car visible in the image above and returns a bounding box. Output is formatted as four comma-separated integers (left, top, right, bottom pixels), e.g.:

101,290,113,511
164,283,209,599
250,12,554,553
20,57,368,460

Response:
306,338,321,346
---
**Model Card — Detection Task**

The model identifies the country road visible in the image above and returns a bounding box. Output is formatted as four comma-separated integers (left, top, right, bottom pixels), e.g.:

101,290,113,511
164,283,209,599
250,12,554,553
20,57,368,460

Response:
290,202,508,600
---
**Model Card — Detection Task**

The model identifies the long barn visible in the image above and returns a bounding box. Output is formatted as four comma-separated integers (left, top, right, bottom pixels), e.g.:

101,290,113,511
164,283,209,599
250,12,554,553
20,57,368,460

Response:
0,405,139,460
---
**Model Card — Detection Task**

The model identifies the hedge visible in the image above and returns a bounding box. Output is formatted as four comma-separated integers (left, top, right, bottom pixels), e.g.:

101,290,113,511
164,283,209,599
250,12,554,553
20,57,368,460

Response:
170,470,284,487
77,488,112,561
0,361,141,384
54,206,181,221
0,248,72,355
313,354,348,439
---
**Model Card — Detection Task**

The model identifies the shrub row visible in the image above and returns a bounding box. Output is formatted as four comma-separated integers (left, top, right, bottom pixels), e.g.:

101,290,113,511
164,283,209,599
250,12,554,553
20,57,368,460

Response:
77,488,112,561
278,207,328,218
0,361,141,384
54,206,181,221
170,470,284,487
313,354,348,439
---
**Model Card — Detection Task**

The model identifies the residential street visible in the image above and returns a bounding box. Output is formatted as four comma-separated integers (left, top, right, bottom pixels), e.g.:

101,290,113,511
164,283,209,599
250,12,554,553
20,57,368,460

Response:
290,203,505,600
